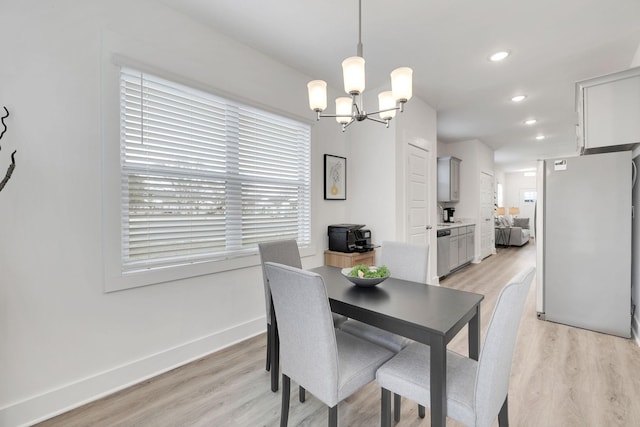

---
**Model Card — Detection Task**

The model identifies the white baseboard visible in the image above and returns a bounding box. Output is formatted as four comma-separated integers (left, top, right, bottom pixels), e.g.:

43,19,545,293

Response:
0,317,265,427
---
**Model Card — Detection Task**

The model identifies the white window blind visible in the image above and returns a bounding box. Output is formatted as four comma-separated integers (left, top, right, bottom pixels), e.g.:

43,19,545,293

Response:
120,67,311,273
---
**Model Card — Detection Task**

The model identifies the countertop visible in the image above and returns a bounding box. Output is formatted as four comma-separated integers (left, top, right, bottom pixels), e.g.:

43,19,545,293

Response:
436,222,475,230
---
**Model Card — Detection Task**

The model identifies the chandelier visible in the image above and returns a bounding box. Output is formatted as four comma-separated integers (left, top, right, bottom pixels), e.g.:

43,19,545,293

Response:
306,0,413,131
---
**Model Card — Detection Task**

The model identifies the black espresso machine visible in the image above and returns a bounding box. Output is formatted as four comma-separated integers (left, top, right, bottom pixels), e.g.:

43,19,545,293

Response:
328,224,374,253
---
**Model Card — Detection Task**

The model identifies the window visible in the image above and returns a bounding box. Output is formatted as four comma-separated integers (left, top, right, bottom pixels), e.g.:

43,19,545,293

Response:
119,67,311,274
496,183,504,208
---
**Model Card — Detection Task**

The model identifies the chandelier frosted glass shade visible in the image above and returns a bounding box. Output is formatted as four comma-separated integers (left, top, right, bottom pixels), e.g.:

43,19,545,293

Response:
307,80,328,112
378,91,396,120
391,67,413,102
342,56,366,95
335,97,352,124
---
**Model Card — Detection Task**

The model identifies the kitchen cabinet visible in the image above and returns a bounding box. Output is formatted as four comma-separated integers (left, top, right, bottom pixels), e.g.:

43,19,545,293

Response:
444,224,475,272
448,228,459,271
437,156,462,202
576,66,640,154
457,229,466,265
324,250,375,268
465,225,475,263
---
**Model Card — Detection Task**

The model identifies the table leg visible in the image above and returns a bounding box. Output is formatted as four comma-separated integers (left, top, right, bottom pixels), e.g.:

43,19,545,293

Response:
270,298,279,392
430,336,446,427
468,305,481,360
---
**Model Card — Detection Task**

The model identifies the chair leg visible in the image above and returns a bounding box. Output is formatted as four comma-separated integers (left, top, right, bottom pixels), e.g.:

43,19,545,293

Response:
381,388,392,427
328,405,337,427
393,393,401,422
266,324,271,372
418,404,425,418
299,386,306,402
281,374,290,427
498,395,509,426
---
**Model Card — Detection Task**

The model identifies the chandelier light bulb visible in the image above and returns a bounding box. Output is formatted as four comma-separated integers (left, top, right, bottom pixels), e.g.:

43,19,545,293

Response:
307,80,327,112
391,67,413,102
342,56,366,95
378,91,396,120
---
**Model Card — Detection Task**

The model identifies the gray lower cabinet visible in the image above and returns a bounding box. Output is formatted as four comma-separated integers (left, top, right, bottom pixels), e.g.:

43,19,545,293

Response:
449,228,459,271
466,226,475,262
448,225,475,271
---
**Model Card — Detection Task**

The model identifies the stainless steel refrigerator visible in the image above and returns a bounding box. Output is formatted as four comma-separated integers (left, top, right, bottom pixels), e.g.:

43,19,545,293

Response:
536,150,632,338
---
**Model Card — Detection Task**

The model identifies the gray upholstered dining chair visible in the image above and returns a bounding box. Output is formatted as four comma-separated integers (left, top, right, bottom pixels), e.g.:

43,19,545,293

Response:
340,240,429,419
258,240,347,373
340,241,430,352
376,266,536,427
378,240,430,284
264,262,394,427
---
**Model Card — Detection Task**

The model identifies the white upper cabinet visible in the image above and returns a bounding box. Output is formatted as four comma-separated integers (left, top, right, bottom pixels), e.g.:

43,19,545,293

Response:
576,66,640,154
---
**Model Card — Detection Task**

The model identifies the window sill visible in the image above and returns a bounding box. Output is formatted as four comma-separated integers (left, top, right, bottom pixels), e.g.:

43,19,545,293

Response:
104,245,316,293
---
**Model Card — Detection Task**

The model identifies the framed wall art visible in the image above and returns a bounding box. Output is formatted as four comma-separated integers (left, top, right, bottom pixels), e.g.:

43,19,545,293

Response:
324,154,346,200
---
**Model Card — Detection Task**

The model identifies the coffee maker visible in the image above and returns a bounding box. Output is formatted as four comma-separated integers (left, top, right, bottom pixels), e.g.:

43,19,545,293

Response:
443,207,455,223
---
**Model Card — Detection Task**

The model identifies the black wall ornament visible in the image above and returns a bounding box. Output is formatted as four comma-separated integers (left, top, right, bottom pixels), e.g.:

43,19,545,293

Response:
0,106,16,192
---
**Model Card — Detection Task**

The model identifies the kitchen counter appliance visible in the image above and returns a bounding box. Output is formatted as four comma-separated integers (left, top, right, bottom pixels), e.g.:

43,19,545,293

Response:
328,224,374,253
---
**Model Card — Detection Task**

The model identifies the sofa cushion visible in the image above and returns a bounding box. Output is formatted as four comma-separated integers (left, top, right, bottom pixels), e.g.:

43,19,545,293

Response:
512,217,530,229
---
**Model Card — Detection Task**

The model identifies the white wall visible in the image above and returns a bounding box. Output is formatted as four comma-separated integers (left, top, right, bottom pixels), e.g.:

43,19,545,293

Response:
0,1,350,425
0,1,438,424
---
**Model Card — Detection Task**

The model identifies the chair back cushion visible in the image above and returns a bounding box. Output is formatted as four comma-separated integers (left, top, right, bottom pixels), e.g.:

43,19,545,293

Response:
474,267,535,427
258,240,302,323
381,241,429,284
264,262,339,404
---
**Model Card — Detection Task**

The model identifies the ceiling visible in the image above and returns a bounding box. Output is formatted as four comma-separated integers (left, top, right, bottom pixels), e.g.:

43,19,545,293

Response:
160,0,640,172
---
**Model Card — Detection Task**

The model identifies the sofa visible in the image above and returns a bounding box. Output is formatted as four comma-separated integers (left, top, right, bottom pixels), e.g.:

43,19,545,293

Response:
495,217,531,247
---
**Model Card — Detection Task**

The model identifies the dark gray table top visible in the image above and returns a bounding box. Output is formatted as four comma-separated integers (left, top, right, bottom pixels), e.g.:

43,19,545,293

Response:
310,265,484,344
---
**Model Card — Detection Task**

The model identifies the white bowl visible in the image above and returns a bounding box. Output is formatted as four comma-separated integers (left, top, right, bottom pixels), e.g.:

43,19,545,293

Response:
341,267,390,288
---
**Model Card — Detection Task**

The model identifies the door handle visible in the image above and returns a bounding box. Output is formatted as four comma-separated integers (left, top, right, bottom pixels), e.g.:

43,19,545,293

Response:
426,225,433,230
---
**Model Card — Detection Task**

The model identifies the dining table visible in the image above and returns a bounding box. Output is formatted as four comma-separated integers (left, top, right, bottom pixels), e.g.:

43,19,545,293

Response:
269,264,484,427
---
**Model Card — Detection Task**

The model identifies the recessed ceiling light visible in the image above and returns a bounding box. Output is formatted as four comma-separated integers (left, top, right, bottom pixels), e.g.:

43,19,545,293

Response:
511,95,527,102
524,119,537,125
489,51,510,62
536,135,545,140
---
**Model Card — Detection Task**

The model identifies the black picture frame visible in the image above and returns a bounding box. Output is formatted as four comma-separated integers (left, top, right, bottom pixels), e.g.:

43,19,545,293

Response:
324,154,346,200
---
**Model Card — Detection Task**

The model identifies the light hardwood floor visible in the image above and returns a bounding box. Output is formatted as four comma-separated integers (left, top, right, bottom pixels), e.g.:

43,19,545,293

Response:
37,241,640,426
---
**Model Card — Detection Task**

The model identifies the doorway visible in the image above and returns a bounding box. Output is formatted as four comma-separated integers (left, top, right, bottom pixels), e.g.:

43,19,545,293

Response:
518,189,537,237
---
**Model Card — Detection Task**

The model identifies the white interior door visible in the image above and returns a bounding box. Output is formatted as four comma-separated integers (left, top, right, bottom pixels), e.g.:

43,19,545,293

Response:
407,144,430,245
480,172,494,259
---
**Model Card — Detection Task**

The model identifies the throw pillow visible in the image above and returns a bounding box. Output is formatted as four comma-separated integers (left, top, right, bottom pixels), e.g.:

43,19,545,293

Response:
500,217,510,227
513,217,530,229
